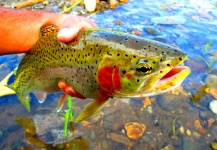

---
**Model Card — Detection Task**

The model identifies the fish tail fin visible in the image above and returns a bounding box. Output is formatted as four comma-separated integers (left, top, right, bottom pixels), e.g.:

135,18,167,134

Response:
0,71,16,97
75,98,112,123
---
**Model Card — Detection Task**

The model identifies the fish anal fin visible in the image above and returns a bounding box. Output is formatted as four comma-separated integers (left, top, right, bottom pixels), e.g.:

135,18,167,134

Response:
33,91,47,104
40,24,59,37
58,80,86,99
75,98,112,123
57,93,68,112
18,94,31,111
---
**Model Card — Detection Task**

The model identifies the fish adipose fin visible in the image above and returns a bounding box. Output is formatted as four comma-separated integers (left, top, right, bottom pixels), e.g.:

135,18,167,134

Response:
75,98,112,123
0,69,16,97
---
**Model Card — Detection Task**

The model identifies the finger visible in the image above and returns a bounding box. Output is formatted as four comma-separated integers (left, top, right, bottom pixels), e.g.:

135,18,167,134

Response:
57,27,80,43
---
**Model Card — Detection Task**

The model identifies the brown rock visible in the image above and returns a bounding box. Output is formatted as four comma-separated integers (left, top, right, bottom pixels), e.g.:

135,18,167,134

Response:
125,122,146,140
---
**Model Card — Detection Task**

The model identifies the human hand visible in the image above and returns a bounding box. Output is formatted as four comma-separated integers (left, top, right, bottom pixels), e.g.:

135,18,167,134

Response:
56,15,98,43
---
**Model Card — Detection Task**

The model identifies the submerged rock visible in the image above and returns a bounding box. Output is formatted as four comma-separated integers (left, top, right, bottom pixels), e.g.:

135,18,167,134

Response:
156,94,180,111
124,122,146,140
209,100,217,114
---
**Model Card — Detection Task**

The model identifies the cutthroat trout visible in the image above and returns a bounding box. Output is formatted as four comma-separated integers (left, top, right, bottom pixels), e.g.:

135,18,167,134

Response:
8,24,190,122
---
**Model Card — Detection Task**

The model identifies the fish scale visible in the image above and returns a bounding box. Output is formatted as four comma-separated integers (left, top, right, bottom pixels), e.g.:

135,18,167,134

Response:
9,27,190,122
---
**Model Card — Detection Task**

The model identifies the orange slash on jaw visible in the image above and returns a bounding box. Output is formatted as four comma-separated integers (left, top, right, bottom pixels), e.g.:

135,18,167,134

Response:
57,80,86,112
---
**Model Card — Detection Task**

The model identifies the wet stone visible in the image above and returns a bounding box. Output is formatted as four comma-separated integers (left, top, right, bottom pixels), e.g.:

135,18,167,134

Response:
199,111,212,120
209,100,217,114
89,130,96,141
156,94,180,111
144,26,161,35
182,137,196,150
205,74,217,86
142,135,150,142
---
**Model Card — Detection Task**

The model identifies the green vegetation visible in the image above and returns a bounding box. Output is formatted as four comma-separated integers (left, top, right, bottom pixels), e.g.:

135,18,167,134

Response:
63,96,76,139
204,42,211,53
59,0,83,14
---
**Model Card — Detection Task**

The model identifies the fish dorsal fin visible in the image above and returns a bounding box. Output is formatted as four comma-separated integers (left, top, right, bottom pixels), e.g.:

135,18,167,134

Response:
40,24,59,37
33,91,47,103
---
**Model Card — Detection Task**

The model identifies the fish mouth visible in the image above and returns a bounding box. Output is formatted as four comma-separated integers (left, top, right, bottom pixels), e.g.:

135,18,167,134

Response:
155,65,191,90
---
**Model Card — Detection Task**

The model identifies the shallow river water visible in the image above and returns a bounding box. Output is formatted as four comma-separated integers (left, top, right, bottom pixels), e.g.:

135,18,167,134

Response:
0,0,217,149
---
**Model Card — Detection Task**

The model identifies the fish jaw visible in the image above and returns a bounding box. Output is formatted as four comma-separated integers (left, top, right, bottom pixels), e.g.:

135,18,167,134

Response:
135,54,191,97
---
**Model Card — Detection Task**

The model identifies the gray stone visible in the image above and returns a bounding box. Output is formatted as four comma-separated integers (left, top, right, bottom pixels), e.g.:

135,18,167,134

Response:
89,130,96,141
142,135,150,142
199,111,212,120
205,74,217,86
144,26,161,35
182,137,196,150
156,94,180,111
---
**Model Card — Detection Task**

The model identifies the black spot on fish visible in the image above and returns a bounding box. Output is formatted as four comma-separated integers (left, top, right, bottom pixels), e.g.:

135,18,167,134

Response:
97,88,100,90
144,48,147,50
95,80,97,83
72,75,74,78
179,57,183,61
148,45,151,48
105,35,108,37
114,65,116,68
88,53,90,56
107,51,112,56
167,64,170,66
71,54,73,57
136,40,138,43
120,42,122,44
99,49,102,54
90,48,92,51
155,48,158,50
125,54,128,57
125,38,128,40
117,53,120,56
162,51,165,54
74,49,76,52
153,61,156,64
84,42,87,45
160,71,163,73
174,50,177,52
137,79,140,82
78,54,80,58
96,43,98,47
133,55,136,58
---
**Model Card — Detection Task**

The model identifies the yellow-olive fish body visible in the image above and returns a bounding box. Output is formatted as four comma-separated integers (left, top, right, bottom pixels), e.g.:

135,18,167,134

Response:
9,25,191,122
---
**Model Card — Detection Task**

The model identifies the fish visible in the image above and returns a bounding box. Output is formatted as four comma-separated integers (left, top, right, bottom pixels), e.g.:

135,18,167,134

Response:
6,24,191,122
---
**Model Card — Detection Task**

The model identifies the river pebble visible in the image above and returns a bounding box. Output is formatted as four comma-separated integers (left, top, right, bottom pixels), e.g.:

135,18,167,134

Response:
199,111,212,120
156,94,180,111
125,122,146,140
209,100,217,114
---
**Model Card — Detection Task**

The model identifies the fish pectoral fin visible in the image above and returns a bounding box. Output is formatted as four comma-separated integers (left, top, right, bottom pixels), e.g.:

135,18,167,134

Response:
57,93,68,112
75,98,112,123
58,80,86,99
33,91,47,104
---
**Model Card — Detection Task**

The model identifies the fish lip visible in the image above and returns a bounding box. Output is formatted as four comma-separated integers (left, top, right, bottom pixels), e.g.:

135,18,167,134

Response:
156,65,191,86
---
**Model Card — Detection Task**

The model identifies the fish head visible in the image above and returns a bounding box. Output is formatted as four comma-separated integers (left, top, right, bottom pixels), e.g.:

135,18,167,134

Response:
110,38,191,97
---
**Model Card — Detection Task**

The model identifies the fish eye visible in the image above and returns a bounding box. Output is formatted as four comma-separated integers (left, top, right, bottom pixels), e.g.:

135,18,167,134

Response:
136,59,152,74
